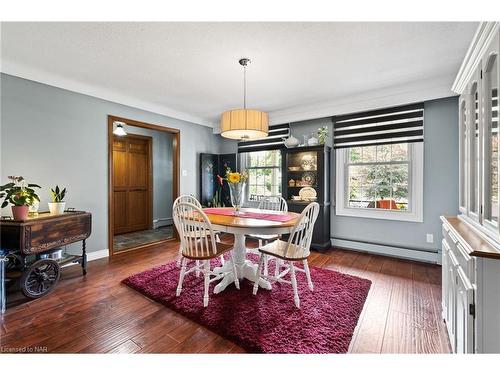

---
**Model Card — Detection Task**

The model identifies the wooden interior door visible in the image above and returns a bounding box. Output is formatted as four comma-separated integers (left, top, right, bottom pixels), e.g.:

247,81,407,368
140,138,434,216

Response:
113,134,152,235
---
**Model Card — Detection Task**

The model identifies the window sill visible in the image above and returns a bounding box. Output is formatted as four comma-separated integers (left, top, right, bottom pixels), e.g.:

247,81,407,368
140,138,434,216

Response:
336,206,423,222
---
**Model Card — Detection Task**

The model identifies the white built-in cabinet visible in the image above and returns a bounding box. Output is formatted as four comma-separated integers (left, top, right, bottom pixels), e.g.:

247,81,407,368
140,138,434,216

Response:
441,216,500,353
456,23,500,240
443,22,500,354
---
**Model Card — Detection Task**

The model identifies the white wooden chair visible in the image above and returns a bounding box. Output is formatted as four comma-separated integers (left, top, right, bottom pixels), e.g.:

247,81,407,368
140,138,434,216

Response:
173,195,223,269
173,202,239,307
253,202,320,308
247,196,288,276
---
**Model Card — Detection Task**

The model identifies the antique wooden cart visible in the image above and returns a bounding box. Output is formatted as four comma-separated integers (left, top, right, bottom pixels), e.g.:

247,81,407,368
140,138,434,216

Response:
0,211,91,302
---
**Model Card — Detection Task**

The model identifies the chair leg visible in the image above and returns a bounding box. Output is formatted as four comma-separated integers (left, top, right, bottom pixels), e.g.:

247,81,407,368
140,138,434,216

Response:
176,257,187,296
274,257,281,278
231,257,240,290
176,245,183,267
289,261,300,308
253,254,265,295
303,259,313,291
203,260,210,307
195,260,200,278
263,252,269,277
216,234,225,266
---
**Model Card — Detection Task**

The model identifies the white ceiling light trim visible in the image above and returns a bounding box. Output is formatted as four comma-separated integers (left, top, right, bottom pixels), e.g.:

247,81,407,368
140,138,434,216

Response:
1,59,215,127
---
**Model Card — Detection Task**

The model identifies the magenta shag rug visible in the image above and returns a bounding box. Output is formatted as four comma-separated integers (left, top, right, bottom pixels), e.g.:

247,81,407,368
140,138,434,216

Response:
122,258,371,353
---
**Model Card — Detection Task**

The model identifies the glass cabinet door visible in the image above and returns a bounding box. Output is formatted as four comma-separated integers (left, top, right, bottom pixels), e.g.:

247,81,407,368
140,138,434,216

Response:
469,78,481,219
459,96,468,212
482,32,500,229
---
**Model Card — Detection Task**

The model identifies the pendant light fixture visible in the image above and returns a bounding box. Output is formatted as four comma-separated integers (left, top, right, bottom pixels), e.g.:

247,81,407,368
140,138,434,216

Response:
220,58,269,140
113,121,127,136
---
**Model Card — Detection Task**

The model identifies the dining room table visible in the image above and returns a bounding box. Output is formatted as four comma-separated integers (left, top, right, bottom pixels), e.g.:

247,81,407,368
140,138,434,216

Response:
202,207,300,294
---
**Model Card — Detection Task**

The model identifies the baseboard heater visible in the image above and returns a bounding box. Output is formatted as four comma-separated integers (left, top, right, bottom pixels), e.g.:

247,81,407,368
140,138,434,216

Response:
153,217,173,229
330,236,440,264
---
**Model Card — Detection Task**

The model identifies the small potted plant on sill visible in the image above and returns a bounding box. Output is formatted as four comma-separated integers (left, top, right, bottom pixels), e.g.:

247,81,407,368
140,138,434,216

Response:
317,126,329,145
0,176,41,220
48,185,67,215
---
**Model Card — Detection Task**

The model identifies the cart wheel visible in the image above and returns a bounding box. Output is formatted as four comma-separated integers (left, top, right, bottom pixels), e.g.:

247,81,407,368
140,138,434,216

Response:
20,259,61,298
5,253,24,276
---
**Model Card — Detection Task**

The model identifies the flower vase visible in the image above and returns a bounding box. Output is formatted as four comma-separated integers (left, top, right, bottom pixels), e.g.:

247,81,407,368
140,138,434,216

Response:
228,182,245,214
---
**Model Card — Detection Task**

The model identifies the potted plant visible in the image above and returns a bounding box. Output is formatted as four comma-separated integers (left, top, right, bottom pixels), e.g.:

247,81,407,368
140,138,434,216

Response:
317,126,329,145
0,176,41,220
48,185,67,215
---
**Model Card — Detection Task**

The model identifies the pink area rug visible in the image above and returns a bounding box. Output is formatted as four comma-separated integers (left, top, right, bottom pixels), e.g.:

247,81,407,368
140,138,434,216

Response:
122,257,371,353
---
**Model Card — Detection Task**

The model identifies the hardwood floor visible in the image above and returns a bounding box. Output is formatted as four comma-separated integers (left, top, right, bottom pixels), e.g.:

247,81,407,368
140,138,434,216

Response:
0,237,451,354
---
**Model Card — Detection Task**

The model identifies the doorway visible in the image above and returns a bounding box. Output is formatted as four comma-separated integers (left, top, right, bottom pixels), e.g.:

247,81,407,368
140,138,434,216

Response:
108,115,180,256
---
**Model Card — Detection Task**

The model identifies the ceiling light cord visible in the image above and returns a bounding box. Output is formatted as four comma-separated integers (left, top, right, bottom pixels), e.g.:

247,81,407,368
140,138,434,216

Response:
243,64,246,109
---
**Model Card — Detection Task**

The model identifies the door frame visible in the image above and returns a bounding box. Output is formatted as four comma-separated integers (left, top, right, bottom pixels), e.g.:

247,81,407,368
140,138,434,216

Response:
112,132,153,235
108,115,180,256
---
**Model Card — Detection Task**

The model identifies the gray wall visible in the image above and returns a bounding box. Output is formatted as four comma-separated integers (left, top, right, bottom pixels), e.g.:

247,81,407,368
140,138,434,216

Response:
120,124,174,225
1,74,222,253
289,96,459,252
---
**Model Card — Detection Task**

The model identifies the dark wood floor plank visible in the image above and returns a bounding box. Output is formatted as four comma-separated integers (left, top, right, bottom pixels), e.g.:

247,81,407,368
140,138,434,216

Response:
349,257,394,353
411,262,449,354
170,327,219,353
107,339,142,354
381,310,413,353
198,335,236,353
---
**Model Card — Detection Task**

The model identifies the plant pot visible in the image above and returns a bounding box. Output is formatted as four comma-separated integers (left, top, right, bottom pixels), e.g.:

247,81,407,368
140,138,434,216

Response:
12,205,29,220
48,202,66,215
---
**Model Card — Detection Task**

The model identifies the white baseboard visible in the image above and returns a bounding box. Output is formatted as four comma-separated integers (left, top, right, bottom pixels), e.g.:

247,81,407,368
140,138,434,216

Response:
331,238,440,264
87,248,110,262
62,248,109,268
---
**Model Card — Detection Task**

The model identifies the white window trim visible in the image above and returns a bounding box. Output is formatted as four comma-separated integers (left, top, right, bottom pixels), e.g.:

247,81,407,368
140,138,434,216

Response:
335,142,424,222
240,150,282,203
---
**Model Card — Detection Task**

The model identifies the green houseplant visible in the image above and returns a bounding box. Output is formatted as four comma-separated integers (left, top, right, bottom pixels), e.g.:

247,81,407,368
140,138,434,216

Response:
317,126,329,145
48,185,67,215
0,176,41,220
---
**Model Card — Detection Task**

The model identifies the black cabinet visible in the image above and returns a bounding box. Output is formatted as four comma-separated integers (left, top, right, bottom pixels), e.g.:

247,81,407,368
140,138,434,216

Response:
282,145,331,251
199,153,236,207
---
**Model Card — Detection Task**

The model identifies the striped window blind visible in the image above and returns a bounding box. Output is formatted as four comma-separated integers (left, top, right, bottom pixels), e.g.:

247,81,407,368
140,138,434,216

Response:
237,123,290,153
333,102,424,149
493,88,498,124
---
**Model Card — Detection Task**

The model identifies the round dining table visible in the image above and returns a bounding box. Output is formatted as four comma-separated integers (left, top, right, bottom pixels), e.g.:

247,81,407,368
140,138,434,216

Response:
204,207,300,294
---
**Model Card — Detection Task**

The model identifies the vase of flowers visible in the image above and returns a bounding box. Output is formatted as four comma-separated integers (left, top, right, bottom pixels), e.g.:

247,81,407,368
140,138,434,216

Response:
0,176,41,220
217,168,248,214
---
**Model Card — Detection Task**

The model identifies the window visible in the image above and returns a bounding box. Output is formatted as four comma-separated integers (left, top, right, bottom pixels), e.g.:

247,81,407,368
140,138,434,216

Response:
336,142,423,222
244,150,282,201
333,102,424,222
346,143,409,210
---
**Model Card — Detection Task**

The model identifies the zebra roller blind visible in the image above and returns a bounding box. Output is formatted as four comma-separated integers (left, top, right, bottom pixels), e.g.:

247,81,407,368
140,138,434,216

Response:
237,123,290,153
333,102,424,149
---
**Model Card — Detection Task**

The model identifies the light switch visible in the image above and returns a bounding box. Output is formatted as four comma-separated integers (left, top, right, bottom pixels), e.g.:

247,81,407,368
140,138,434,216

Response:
182,170,188,177
426,233,434,243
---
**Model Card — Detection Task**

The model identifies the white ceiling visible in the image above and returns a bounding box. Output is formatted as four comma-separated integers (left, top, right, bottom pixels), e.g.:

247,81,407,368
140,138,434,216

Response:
1,22,478,127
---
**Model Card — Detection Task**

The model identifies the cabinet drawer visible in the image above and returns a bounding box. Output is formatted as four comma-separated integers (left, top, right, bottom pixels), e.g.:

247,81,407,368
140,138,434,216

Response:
442,224,475,281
